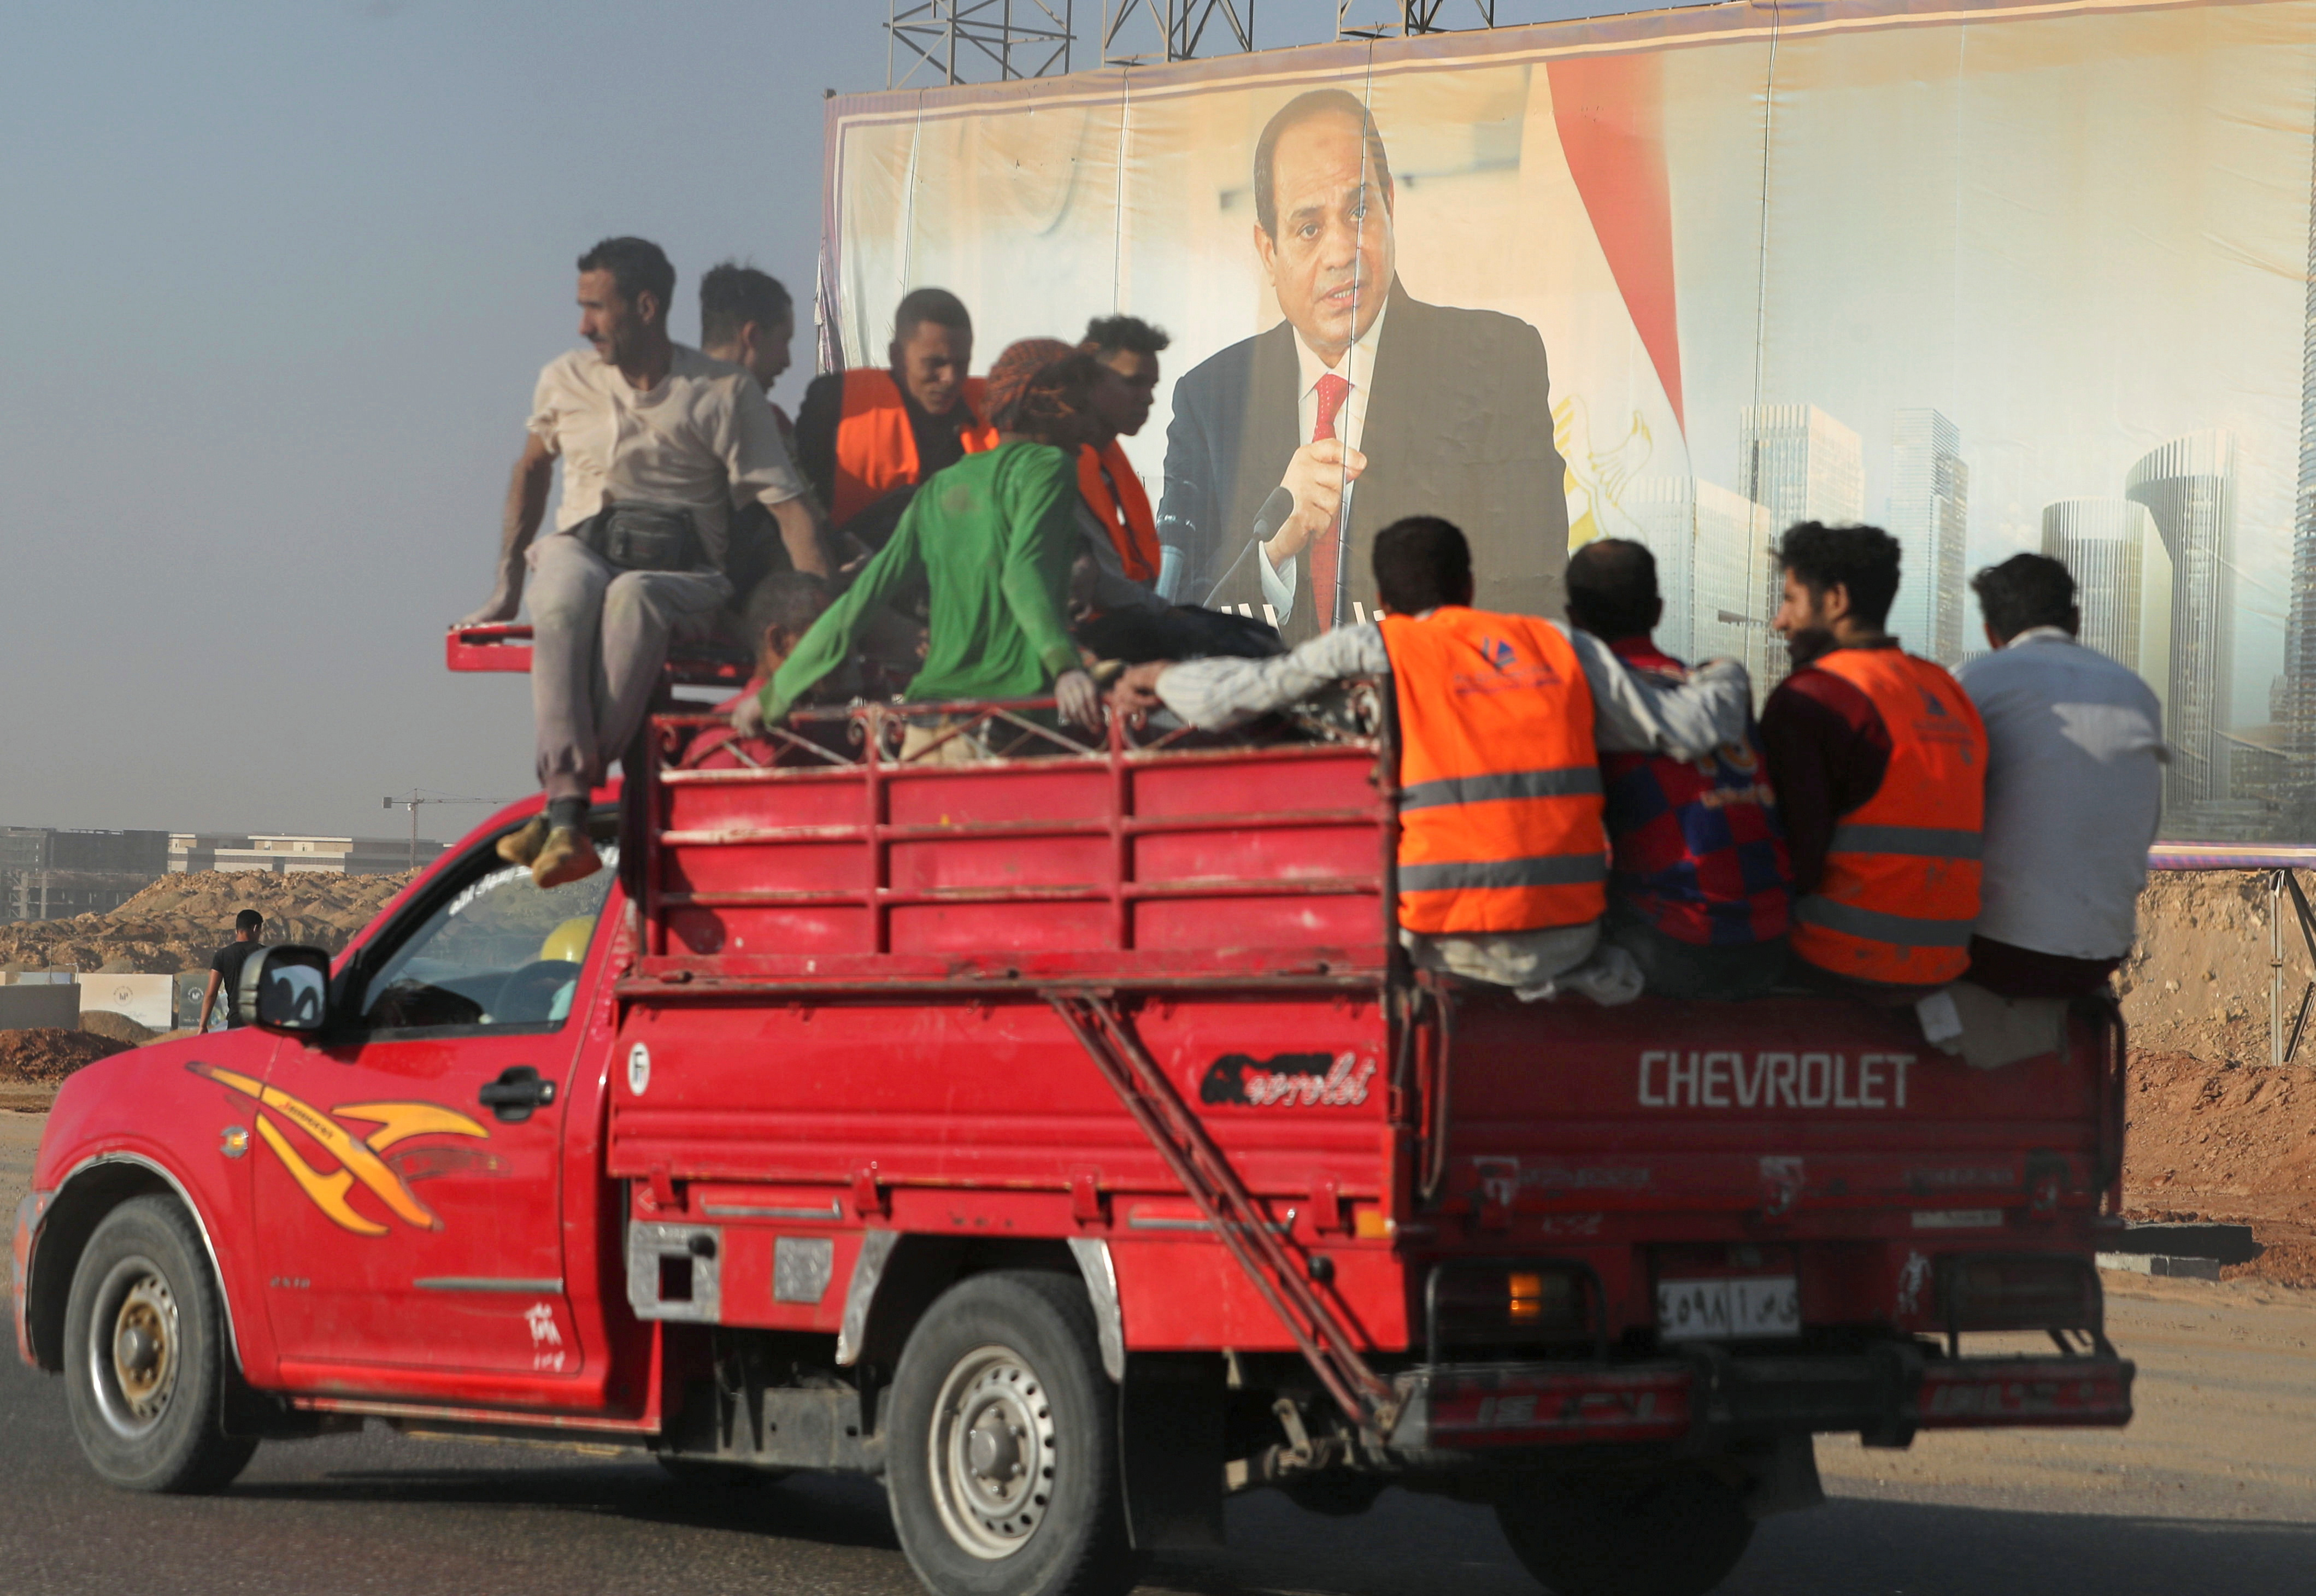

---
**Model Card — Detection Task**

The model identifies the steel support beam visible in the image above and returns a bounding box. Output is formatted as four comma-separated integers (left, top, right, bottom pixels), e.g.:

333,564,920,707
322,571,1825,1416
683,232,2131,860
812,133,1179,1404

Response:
1101,0,1255,63
1338,1,1494,39
889,0,1075,88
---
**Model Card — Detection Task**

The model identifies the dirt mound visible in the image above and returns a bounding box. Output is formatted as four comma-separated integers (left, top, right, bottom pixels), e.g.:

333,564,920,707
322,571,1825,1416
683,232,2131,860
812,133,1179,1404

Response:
0,1027,133,1086
78,1010,156,1046
0,869,418,975
2115,871,2315,1065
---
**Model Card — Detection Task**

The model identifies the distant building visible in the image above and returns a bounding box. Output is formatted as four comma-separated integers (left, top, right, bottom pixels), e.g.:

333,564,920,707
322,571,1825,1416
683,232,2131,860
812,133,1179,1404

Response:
1,827,170,922
168,834,443,876
1737,405,1863,691
2040,498,2172,720
2126,431,2238,822
1886,410,1970,664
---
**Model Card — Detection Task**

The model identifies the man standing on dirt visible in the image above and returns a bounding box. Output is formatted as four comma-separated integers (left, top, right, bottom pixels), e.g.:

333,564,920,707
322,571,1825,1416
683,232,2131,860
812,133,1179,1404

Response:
195,910,262,1032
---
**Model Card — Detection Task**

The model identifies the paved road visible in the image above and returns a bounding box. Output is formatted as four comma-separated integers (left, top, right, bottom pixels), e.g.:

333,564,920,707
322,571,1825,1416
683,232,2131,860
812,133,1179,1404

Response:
8,1106,2316,1595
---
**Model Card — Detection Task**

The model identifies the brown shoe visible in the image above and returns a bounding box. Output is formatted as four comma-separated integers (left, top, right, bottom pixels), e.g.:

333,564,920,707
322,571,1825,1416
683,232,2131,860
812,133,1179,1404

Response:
531,827,601,889
496,815,551,867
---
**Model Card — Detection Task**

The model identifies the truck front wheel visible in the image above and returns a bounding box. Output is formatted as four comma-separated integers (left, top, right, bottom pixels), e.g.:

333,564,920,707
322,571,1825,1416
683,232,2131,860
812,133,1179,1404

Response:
887,1270,1143,1596
1493,1467,1753,1596
62,1195,257,1493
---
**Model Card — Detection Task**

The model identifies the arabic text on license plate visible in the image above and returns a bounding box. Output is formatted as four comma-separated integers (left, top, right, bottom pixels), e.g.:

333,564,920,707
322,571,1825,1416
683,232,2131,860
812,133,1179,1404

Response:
1656,1276,1800,1340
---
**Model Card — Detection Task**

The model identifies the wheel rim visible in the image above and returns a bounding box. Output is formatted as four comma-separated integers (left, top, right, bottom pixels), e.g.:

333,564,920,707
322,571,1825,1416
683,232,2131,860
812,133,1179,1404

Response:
926,1342,1058,1559
86,1256,180,1440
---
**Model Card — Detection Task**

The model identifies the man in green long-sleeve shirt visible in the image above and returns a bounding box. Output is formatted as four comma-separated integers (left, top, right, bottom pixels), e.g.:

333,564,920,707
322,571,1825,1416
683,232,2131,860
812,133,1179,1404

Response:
746,340,1104,734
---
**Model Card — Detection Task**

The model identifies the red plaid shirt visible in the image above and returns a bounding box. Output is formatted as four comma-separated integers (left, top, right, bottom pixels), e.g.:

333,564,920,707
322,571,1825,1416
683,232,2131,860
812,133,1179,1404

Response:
1598,637,1793,946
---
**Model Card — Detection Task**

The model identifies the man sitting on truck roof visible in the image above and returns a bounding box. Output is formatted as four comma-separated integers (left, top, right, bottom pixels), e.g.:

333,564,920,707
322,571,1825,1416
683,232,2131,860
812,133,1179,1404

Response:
1760,522,1987,1004
1111,516,1754,1000
737,340,1108,751
1956,553,2160,999
459,236,833,888
1563,539,1794,1000
792,287,998,550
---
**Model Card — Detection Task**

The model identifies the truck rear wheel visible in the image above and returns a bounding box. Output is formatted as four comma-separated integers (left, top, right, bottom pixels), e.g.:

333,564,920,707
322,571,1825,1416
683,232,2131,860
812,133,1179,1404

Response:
62,1195,257,1493
887,1270,1143,1596
1493,1467,1753,1596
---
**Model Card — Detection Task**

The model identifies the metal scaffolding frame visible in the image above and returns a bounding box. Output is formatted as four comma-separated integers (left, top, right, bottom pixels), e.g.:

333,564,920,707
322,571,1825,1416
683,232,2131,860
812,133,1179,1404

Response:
1100,0,1257,63
887,1,1077,88
1337,1,1495,39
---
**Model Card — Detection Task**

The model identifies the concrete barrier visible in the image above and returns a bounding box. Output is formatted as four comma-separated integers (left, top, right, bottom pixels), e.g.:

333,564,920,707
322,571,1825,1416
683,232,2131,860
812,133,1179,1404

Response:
76,973,173,1030
0,985,80,1029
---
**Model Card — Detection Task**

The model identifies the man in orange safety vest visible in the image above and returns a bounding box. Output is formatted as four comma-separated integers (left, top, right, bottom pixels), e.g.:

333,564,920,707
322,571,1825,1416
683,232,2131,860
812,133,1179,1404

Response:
1758,521,1988,1004
1113,516,1753,1001
792,287,1000,544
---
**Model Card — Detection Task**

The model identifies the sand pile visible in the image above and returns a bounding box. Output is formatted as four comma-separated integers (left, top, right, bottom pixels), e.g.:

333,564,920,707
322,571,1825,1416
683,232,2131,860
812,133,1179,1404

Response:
0,1027,133,1086
2115,871,2315,1064
0,869,418,975
78,1010,156,1046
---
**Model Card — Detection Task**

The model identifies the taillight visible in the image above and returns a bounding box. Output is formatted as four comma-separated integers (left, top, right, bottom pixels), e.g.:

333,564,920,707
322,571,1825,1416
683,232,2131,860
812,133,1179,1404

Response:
1425,1258,1603,1361
1937,1253,2101,1335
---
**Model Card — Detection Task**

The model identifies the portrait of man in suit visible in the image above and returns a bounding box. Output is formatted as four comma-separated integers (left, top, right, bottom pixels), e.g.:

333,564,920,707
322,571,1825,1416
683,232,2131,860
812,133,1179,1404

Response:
1157,88,1572,644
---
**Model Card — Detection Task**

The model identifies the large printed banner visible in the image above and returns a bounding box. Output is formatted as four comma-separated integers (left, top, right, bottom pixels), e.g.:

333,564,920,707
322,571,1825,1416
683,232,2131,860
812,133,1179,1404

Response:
821,0,2316,842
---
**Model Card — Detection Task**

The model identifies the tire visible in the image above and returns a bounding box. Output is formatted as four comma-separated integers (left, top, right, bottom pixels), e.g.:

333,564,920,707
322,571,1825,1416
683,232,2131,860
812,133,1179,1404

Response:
62,1195,257,1493
1494,1468,1754,1596
886,1270,1144,1596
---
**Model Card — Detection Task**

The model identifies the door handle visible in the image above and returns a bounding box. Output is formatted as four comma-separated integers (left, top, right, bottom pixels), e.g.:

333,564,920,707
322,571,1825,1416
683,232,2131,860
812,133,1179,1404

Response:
479,1066,556,1123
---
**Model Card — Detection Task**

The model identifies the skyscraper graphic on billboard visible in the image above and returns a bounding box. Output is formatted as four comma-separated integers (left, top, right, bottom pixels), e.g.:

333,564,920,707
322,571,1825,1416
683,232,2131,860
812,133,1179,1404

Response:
1738,405,1863,690
2127,432,2238,821
1888,410,1970,664
2041,499,2171,715
1626,476,1774,683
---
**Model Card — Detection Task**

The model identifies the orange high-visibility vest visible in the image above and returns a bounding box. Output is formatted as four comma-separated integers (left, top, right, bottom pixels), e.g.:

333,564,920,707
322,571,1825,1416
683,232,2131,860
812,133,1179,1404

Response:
1380,608,1608,935
1789,645,1988,987
830,369,998,527
1077,441,1162,587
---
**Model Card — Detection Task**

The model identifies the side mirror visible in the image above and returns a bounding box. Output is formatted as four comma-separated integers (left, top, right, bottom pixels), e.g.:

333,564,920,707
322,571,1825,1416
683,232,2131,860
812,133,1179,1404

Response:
236,945,333,1033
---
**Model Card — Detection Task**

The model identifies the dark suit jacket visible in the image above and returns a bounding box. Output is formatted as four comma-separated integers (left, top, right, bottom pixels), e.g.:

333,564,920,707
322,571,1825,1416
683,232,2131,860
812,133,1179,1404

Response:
1156,281,1571,646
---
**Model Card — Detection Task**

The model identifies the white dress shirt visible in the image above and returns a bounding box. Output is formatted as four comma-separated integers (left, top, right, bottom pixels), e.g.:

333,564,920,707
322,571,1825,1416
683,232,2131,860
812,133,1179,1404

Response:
1259,299,1389,624
1955,626,2164,960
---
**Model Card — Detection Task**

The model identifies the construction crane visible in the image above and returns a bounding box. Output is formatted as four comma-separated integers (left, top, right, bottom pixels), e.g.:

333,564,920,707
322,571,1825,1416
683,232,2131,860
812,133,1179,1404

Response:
381,791,508,870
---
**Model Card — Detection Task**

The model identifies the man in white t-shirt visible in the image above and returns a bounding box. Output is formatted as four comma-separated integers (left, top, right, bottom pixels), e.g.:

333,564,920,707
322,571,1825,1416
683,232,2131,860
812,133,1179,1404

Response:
1955,553,2163,997
458,237,830,886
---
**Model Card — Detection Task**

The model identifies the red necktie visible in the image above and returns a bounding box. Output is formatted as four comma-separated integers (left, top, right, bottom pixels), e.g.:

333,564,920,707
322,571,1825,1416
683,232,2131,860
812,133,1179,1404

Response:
1307,372,1352,631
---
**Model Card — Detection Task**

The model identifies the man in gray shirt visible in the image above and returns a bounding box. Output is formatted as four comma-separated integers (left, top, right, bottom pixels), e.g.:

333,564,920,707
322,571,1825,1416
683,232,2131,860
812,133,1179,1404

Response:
1956,554,2162,997
459,238,828,887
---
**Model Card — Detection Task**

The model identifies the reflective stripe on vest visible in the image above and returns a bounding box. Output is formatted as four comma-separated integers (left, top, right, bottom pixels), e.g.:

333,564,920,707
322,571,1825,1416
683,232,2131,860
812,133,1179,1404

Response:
1077,442,1162,587
1789,646,1988,986
1380,608,1608,937
831,370,998,527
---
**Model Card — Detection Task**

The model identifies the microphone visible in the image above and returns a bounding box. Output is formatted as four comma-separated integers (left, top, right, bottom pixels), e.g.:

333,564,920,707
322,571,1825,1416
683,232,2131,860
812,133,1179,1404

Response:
1251,484,1294,545
1201,486,1296,608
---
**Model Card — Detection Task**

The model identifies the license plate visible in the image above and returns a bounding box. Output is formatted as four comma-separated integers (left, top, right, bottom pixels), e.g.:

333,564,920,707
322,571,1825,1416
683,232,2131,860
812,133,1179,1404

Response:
1656,1276,1800,1340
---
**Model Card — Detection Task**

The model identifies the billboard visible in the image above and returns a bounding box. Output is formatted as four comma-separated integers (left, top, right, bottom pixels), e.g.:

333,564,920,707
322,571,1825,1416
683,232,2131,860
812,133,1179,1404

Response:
821,0,2316,841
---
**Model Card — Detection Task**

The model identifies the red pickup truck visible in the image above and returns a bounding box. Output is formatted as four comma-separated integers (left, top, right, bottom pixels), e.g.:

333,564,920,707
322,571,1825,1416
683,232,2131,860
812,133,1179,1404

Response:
13,641,2131,1596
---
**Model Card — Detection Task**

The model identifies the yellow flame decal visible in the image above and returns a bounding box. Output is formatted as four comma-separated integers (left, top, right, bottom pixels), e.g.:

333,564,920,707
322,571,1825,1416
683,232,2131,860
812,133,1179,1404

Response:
189,1061,489,1236
254,1116,388,1236
337,1102,491,1150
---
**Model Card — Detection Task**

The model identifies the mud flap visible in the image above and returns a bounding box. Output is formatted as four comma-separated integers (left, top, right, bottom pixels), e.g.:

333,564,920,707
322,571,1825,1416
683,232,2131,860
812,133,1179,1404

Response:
1119,1353,1226,1549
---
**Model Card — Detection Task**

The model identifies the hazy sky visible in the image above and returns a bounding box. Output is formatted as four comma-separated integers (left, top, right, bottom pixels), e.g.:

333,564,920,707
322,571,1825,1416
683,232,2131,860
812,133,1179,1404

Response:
0,0,1666,848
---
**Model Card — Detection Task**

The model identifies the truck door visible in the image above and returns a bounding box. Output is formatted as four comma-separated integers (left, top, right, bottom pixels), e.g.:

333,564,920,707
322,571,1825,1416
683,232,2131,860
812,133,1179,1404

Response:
251,820,617,1381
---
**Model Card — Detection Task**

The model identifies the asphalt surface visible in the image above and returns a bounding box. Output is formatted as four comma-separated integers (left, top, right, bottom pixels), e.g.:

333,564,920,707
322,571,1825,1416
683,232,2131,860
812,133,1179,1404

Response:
8,1106,2316,1596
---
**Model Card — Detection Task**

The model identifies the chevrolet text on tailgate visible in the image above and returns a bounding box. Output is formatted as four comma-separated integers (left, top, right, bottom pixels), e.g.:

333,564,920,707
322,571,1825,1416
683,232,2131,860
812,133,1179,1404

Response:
14,673,2132,1596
